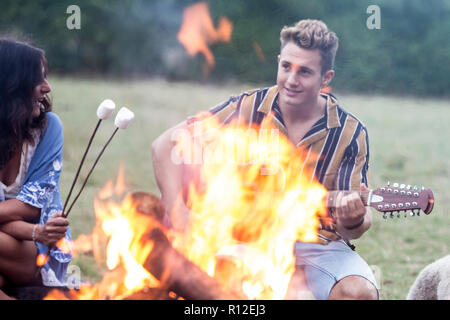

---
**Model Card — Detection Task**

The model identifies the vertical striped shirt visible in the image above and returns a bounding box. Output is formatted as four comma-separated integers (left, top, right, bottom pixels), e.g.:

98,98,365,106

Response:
187,85,370,245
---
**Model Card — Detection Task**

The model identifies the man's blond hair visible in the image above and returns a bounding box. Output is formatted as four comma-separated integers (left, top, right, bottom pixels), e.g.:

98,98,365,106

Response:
280,19,339,74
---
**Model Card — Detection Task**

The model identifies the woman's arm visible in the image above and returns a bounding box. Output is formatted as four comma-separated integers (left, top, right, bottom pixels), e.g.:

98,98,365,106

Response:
0,199,40,224
0,220,34,241
2,114,62,225
0,213,69,247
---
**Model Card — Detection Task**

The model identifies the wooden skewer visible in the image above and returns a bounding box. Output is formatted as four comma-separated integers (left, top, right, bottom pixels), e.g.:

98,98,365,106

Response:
64,127,119,218
39,127,119,274
63,119,102,213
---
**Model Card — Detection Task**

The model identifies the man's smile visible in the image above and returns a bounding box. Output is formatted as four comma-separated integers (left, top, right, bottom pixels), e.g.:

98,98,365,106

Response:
284,87,303,96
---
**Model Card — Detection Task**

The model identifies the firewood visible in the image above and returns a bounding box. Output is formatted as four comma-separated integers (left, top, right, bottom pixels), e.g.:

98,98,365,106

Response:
129,191,165,223
123,287,178,300
129,192,244,299
140,227,243,300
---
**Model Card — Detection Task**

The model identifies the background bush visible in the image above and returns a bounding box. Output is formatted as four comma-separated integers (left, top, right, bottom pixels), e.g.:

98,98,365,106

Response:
1,0,449,96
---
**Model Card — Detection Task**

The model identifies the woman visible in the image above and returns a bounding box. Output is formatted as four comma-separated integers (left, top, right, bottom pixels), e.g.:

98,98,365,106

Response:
0,38,72,299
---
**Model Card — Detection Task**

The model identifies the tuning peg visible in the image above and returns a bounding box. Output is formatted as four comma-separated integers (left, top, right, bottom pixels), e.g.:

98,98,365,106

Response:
410,210,415,217
396,211,401,218
404,211,408,218
387,181,391,187
415,209,421,216
406,185,411,190
400,184,406,189
383,213,387,219
393,182,399,188
389,212,394,219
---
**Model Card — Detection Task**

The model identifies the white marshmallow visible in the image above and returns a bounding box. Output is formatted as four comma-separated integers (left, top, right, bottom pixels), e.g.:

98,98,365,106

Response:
114,107,135,129
96,99,116,120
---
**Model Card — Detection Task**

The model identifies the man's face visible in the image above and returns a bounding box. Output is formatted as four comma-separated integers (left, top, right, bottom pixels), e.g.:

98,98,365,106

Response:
276,42,333,109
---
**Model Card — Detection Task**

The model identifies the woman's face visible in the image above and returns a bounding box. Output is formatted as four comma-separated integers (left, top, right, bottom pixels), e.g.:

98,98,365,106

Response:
32,66,51,118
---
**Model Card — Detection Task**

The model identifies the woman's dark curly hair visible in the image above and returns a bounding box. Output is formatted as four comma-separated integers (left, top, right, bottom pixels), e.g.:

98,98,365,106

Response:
0,38,52,169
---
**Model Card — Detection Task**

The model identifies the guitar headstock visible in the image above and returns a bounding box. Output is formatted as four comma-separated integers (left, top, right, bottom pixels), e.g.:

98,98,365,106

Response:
370,182,434,219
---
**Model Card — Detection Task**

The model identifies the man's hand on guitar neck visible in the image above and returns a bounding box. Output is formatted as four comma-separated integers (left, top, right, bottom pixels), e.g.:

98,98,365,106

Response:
334,183,372,240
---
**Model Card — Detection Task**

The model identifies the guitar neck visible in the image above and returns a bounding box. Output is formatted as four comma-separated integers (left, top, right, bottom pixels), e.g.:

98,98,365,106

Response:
324,185,434,217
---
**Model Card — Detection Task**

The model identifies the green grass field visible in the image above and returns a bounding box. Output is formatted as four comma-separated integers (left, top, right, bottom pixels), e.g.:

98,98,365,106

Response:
51,76,449,300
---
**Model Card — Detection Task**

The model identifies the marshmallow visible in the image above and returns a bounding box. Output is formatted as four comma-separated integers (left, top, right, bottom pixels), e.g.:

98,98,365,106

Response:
97,99,116,120
114,107,135,129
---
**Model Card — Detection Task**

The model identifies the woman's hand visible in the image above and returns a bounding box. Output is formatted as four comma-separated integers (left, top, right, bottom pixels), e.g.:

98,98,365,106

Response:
35,211,69,247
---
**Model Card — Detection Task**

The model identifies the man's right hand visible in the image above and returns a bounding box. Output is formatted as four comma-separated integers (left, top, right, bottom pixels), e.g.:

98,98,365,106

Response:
169,201,193,231
152,120,194,232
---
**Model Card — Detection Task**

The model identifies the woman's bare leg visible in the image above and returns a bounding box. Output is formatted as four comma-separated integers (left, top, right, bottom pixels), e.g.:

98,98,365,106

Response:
0,230,40,300
0,275,15,300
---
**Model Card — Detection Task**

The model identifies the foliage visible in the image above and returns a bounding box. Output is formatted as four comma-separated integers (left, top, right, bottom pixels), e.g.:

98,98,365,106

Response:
1,0,450,95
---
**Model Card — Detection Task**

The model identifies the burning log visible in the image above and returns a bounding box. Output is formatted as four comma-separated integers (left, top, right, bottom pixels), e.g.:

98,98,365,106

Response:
32,187,244,300
140,227,243,300
129,191,166,223
131,192,243,300
122,287,177,300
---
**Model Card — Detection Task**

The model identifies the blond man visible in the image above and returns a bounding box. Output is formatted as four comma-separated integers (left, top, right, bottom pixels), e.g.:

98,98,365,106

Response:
152,19,378,300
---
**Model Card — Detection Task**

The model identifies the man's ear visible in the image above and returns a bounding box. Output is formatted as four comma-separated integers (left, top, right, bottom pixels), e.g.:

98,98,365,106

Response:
321,69,335,87
277,55,281,63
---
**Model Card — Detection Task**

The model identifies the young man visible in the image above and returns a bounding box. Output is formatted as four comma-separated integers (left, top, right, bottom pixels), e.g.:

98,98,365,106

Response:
152,19,378,300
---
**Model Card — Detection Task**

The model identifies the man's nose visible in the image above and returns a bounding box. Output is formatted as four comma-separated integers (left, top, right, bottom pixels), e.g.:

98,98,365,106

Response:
287,71,300,86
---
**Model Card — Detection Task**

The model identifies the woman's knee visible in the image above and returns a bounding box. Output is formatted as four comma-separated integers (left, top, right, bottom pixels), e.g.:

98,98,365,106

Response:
0,230,24,258
0,231,38,284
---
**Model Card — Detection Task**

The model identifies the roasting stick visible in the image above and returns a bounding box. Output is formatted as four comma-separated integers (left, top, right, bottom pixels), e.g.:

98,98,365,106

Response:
64,107,135,217
64,107,135,218
62,99,116,213
35,100,115,272
37,106,134,273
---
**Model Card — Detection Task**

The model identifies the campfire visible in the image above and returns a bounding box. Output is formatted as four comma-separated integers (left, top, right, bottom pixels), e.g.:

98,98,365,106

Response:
42,3,327,300
44,114,329,300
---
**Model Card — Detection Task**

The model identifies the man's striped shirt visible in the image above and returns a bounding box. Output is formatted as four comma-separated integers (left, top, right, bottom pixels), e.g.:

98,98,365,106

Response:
187,85,370,245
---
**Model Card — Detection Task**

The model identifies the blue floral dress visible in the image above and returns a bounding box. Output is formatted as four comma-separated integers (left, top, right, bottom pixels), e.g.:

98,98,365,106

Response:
13,112,72,286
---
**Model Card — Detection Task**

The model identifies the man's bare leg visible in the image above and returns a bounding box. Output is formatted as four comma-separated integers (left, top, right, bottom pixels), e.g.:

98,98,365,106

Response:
328,275,378,300
285,266,315,300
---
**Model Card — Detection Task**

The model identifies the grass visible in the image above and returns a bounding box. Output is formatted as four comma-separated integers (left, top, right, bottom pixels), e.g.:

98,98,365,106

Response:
51,76,449,299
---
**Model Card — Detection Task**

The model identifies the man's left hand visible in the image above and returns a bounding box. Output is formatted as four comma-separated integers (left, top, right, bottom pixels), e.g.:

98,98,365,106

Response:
334,184,368,229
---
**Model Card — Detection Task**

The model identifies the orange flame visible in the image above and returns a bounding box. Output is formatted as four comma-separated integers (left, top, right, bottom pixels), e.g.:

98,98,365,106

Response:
45,167,161,300
55,238,72,254
320,85,333,94
36,254,49,267
172,114,327,299
45,116,327,300
177,2,233,76
253,41,266,62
